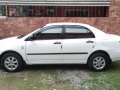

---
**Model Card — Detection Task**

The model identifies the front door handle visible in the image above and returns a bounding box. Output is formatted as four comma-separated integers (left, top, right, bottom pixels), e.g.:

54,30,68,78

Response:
86,40,94,43
53,42,61,44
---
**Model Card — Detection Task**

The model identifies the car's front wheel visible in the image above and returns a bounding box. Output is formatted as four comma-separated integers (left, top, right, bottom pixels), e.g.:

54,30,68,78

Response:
1,52,23,72
88,53,111,71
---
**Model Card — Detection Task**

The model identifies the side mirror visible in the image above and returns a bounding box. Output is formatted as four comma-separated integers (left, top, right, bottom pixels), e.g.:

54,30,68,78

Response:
25,34,36,41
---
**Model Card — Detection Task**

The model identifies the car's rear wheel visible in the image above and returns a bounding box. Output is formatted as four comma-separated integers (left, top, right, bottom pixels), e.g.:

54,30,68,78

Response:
88,53,111,71
1,52,23,72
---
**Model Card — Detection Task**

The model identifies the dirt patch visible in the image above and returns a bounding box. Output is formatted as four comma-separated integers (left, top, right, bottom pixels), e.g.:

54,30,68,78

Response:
57,69,92,89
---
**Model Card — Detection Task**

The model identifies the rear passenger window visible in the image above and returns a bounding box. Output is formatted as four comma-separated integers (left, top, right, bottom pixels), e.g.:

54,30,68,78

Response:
65,26,95,39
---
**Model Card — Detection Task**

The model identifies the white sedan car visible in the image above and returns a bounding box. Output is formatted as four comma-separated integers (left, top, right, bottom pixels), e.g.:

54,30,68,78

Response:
0,23,120,72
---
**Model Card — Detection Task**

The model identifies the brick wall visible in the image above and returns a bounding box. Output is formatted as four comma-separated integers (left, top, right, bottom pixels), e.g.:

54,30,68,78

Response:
0,0,120,39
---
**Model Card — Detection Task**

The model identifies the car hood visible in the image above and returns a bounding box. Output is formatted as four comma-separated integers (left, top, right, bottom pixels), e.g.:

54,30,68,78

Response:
0,36,18,42
0,36,25,51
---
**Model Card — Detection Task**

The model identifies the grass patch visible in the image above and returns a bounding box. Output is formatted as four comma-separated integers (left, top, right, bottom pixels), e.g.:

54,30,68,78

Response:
0,61,120,90
88,61,120,90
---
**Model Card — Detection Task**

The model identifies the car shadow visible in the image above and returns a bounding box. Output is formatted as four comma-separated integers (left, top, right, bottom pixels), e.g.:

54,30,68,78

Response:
25,64,89,71
26,61,120,71
109,61,120,70
0,61,120,72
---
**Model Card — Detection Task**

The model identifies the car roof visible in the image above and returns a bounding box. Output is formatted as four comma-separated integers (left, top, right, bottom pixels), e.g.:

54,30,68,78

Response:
44,22,90,27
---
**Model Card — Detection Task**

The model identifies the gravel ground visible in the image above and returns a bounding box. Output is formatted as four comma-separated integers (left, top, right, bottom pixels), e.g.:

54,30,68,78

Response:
57,69,91,88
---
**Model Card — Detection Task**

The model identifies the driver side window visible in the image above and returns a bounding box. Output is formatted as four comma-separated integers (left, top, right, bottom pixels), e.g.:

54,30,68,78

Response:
34,27,62,40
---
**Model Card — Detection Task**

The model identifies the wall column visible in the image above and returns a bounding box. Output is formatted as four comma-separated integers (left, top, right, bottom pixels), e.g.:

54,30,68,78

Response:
5,2,8,17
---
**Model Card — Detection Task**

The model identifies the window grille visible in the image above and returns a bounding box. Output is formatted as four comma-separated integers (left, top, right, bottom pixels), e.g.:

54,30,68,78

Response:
0,5,109,17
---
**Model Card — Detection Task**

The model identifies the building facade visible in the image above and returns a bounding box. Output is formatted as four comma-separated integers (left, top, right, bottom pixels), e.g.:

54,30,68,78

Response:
0,0,119,38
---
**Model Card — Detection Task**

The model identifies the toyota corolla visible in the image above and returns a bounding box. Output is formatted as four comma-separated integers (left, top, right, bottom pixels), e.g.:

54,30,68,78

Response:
0,23,120,72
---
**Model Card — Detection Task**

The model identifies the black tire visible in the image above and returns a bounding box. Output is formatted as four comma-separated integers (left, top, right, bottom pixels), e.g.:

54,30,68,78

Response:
88,53,111,72
1,52,23,72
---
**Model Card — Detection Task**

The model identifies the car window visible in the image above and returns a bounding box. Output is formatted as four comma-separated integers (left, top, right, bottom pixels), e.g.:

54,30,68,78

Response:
34,27,62,40
65,26,95,39
42,28,62,34
66,28,91,33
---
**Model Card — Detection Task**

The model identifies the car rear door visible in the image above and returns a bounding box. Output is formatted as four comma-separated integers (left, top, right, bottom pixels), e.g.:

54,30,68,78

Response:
26,26,63,64
62,25,96,64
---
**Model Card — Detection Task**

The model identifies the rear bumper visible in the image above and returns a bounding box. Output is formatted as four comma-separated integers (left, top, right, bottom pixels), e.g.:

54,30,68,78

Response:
108,49,120,62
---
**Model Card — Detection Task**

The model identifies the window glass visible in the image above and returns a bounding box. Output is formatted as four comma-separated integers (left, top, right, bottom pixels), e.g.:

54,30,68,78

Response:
34,27,62,40
42,28,62,34
8,6,26,17
65,26,95,39
6,6,109,17
0,5,6,16
0,6,2,16
66,27,90,33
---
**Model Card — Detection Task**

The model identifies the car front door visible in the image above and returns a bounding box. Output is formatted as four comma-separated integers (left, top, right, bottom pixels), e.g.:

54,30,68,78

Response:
26,26,63,64
62,25,96,64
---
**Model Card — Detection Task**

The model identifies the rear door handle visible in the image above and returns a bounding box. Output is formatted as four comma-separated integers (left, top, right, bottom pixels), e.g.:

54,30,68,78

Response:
53,42,61,44
86,40,94,43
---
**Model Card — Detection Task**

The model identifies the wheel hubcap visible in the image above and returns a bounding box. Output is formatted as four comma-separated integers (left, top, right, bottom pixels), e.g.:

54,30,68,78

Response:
4,56,18,71
93,56,106,70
